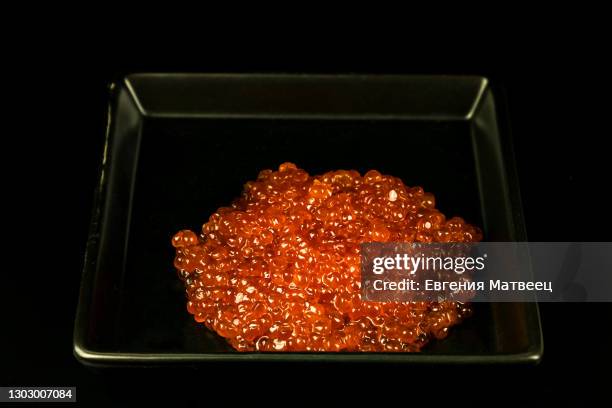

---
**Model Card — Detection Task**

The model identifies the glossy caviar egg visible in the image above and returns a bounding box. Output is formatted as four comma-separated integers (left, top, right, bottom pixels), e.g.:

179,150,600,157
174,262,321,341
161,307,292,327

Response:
172,163,482,352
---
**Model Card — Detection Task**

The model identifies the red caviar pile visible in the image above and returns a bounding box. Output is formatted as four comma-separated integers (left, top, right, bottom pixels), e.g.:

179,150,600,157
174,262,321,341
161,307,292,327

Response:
172,163,481,352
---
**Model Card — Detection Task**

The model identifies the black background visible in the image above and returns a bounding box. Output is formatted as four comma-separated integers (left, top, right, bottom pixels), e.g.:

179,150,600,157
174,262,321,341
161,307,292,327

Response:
3,37,611,405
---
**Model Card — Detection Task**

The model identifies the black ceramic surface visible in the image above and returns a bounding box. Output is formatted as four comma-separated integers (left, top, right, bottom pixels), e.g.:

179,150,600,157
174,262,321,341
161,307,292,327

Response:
74,74,542,366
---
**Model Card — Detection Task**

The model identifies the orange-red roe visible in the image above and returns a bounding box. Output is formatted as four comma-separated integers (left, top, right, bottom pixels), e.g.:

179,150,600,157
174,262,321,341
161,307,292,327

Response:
172,163,482,352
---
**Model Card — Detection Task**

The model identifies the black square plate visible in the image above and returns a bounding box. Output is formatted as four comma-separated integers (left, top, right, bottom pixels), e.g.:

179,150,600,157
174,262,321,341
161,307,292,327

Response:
74,74,543,366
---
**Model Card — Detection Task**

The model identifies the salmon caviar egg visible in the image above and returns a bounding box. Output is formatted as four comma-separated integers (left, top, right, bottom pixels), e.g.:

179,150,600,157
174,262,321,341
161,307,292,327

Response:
172,230,199,248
